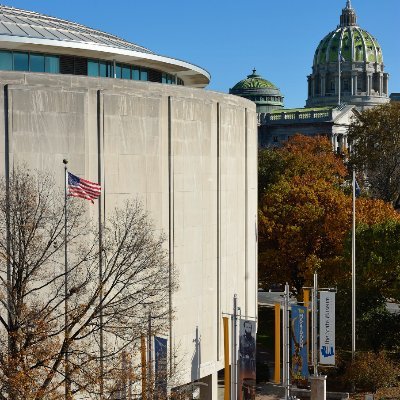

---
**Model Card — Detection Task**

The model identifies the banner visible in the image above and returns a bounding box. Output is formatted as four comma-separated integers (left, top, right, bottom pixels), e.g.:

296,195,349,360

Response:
238,320,256,400
319,291,335,365
154,336,168,398
290,305,308,384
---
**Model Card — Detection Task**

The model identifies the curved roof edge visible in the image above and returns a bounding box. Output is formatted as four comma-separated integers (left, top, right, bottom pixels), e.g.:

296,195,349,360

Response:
0,5,210,87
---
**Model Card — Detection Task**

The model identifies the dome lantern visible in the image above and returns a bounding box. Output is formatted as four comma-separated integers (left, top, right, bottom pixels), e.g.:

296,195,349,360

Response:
340,0,357,27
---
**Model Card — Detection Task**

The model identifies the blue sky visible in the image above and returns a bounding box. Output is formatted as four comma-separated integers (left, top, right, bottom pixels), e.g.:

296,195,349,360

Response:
2,0,399,108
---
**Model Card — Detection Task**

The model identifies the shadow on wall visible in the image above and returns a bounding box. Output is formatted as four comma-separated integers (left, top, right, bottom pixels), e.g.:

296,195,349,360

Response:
191,326,201,381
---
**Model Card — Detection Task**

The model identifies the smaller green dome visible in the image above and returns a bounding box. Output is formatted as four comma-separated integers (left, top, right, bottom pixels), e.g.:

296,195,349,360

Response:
232,69,277,90
229,69,284,113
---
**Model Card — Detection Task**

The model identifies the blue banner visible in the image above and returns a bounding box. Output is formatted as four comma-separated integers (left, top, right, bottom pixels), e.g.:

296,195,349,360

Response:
154,336,168,398
291,305,308,383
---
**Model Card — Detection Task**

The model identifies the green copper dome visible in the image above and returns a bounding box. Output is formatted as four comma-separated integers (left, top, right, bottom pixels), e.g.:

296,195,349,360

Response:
306,0,389,109
314,27,383,66
232,69,278,90
313,0,383,66
229,69,284,113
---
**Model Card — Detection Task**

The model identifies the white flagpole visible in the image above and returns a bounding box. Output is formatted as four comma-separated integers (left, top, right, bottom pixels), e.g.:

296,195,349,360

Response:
63,159,71,399
351,169,356,360
338,52,341,106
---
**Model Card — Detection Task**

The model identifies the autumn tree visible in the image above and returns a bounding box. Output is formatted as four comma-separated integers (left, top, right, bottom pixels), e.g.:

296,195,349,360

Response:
258,135,350,292
0,168,174,399
348,102,400,207
259,135,400,293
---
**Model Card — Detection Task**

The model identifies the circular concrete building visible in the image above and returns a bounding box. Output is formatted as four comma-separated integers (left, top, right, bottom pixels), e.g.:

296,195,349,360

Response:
306,0,390,109
0,5,257,399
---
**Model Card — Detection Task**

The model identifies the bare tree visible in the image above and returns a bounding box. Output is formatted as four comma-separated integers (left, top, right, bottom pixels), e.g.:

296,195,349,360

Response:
0,167,174,399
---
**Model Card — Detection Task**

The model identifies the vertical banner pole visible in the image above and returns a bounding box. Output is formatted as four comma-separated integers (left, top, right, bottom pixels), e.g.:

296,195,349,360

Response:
63,159,71,400
141,334,147,400
223,317,230,400
303,289,310,367
148,312,152,399
284,283,290,400
352,168,356,360
282,296,286,393
274,303,281,384
231,295,238,400
312,273,318,376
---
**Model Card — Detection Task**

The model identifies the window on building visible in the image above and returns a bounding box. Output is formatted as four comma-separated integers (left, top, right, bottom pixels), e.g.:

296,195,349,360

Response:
122,65,130,80
88,59,99,76
140,69,148,81
273,136,279,143
45,55,59,73
99,61,107,77
0,50,12,70
115,64,122,79
30,53,45,72
132,67,140,80
13,52,29,71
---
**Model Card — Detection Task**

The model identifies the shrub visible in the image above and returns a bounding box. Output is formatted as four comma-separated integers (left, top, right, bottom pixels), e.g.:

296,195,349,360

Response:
344,351,400,392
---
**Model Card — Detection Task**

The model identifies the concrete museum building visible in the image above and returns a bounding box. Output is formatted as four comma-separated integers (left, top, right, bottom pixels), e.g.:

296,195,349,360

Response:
0,5,258,399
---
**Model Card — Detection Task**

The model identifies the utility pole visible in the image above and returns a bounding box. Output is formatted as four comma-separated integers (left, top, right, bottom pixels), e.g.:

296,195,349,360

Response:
352,168,356,360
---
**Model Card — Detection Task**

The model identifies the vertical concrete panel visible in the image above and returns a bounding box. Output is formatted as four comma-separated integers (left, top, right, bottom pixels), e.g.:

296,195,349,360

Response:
102,91,165,228
7,85,88,185
245,108,258,323
219,103,246,320
170,96,217,382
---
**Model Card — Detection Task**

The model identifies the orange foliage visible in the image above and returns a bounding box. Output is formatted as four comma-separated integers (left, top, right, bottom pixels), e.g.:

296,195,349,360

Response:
258,135,400,292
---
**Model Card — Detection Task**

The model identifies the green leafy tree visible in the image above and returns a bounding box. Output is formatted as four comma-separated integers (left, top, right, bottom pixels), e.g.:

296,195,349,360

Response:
348,102,400,207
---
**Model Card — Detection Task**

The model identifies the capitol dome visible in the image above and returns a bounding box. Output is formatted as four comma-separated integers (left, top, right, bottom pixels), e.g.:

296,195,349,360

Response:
306,0,389,109
229,69,284,113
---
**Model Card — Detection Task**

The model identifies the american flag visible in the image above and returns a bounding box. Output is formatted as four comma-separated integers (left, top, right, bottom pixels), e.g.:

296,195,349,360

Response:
68,172,101,203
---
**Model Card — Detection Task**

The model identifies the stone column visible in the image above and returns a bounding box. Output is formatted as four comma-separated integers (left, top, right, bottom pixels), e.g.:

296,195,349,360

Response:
321,74,326,97
384,74,389,95
367,73,372,96
311,375,327,400
351,72,357,96
312,77,316,97
379,73,383,96
343,135,348,151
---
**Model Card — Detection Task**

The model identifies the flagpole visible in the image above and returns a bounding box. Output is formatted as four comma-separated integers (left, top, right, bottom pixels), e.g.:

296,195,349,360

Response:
63,159,71,399
351,168,356,360
338,52,341,106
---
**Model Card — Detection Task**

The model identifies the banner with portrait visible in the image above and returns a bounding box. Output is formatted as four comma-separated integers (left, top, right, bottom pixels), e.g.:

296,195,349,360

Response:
290,305,308,385
319,291,335,365
154,336,168,398
238,319,256,400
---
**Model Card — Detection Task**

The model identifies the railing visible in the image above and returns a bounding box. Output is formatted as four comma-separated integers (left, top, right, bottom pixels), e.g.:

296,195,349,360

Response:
258,109,333,125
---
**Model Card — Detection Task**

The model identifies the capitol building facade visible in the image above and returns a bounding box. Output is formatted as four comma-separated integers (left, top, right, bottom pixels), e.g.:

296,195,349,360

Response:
231,0,390,150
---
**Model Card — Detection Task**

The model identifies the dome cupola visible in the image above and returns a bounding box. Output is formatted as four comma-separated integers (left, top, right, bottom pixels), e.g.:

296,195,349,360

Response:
230,69,284,113
306,1,389,110
340,0,357,27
